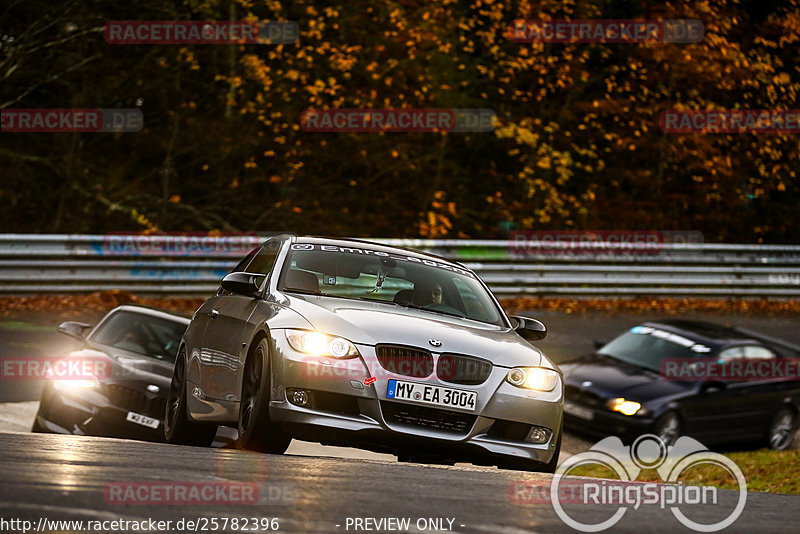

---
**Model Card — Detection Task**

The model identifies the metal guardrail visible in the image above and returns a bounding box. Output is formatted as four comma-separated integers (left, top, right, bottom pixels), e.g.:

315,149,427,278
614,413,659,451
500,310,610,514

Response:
0,234,799,297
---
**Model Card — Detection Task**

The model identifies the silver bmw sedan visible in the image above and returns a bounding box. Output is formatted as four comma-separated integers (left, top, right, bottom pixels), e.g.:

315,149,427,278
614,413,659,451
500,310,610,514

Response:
165,235,563,471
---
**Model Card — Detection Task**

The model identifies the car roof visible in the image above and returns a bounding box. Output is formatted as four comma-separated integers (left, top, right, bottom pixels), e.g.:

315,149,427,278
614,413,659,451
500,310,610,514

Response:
288,235,470,269
640,319,764,351
112,305,191,325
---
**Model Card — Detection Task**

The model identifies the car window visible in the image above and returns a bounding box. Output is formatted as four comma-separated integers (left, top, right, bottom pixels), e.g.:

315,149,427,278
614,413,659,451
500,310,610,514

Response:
244,239,282,275
743,345,777,360
89,310,187,362
717,346,744,362
599,326,712,372
279,243,506,326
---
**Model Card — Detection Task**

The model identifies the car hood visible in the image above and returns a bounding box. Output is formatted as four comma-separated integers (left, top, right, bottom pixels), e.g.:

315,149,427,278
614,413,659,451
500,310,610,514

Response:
68,346,174,394
560,353,692,402
282,294,547,368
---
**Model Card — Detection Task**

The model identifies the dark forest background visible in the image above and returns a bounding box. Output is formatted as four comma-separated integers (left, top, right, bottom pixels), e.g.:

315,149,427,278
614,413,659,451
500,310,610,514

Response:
1,0,799,242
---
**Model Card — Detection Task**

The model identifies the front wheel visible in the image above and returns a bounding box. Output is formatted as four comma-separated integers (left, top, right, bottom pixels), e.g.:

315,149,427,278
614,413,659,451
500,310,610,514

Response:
164,349,217,446
237,337,291,454
652,411,681,446
766,408,797,451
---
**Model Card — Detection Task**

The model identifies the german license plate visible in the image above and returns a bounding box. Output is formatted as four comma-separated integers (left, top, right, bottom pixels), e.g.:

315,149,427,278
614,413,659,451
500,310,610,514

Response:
126,411,159,429
564,400,594,420
386,379,477,411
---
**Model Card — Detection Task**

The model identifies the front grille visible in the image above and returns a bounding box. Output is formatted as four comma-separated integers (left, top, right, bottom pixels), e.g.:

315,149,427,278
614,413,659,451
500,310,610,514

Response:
487,419,532,441
437,353,492,385
565,385,602,407
376,345,433,378
106,384,164,417
381,402,476,434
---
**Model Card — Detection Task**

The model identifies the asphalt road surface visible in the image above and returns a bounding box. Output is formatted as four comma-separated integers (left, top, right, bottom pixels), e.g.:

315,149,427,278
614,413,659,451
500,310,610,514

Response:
1,431,799,534
1,311,799,533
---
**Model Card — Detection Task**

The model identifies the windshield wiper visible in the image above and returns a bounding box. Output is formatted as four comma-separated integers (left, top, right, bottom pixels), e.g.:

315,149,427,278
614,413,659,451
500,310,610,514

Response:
399,302,465,319
282,287,326,297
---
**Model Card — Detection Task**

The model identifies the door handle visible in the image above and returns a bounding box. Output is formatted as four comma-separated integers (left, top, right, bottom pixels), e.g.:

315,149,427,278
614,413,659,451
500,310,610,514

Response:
209,309,220,319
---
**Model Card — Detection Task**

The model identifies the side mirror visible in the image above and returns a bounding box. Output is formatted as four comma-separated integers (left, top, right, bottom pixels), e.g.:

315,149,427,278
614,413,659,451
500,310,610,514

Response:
511,315,547,342
58,321,91,340
221,272,262,297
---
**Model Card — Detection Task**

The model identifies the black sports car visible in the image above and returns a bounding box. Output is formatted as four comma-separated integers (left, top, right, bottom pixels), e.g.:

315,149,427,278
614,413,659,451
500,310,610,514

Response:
32,305,189,441
560,319,800,450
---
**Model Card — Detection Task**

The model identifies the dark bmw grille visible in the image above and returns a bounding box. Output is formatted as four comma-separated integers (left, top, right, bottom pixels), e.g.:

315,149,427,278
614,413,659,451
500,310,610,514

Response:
565,385,602,407
106,384,164,417
376,345,433,378
381,402,476,434
437,353,492,385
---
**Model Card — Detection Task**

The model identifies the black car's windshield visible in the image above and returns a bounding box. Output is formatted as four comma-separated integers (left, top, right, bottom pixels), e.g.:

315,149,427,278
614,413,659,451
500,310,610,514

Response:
89,310,188,362
598,325,713,372
279,243,506,327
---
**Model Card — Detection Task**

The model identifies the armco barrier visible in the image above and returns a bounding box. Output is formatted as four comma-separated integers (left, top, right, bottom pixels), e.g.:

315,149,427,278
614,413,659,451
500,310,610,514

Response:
0,234,799,297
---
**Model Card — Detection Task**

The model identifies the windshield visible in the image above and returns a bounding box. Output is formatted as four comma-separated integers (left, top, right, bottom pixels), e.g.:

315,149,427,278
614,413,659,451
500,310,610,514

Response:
598,325,714,372
279,243,506,327
89,310,188,362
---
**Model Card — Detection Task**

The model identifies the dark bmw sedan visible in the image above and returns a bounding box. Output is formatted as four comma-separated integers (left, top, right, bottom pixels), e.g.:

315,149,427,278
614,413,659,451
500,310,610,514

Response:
33,305,189,441
560,319,800,450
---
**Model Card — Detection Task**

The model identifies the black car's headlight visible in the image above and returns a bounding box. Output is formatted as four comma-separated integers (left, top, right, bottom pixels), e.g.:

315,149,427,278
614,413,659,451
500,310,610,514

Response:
285,330,359,359
52,379,99,391
606,397,644,416
506,367,560,391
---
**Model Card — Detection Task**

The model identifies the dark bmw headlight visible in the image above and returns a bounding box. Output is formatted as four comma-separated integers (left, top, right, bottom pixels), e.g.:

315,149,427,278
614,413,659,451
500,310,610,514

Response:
285,330,359,358
506,367,560,391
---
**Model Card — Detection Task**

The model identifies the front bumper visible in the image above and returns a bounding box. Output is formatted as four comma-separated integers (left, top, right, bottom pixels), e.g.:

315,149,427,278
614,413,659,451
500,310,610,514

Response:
563,402,655,442
35,381,166,441
268,333,563,465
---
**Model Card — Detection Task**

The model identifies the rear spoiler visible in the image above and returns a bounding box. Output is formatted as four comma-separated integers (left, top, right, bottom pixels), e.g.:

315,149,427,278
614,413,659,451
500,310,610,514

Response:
732,326,800,356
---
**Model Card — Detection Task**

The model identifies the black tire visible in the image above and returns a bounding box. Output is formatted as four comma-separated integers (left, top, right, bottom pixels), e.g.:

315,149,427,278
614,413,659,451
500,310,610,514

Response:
499,427,562,473
766,408,797,451
31,414,48,433
164,348,217,447
652,411,681,446
237,337,291,454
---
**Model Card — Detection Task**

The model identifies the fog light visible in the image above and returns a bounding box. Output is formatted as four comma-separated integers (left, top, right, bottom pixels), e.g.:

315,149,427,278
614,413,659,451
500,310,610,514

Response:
288,388,311,407
526,426,551,444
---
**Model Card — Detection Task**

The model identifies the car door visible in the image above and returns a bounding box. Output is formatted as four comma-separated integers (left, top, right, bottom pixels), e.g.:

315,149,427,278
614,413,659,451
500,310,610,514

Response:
199,239,282,402
679,348,747,442
725,345,787,439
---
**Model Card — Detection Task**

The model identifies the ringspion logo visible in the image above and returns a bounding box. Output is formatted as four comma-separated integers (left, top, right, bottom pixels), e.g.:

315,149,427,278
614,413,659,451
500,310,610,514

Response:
551,435,746,532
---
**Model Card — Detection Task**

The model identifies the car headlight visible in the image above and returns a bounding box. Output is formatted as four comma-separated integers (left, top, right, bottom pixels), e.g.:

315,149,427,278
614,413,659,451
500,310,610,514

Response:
506,367,560,391
52,379,98,391
285,330,359,358
607,397,643,416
